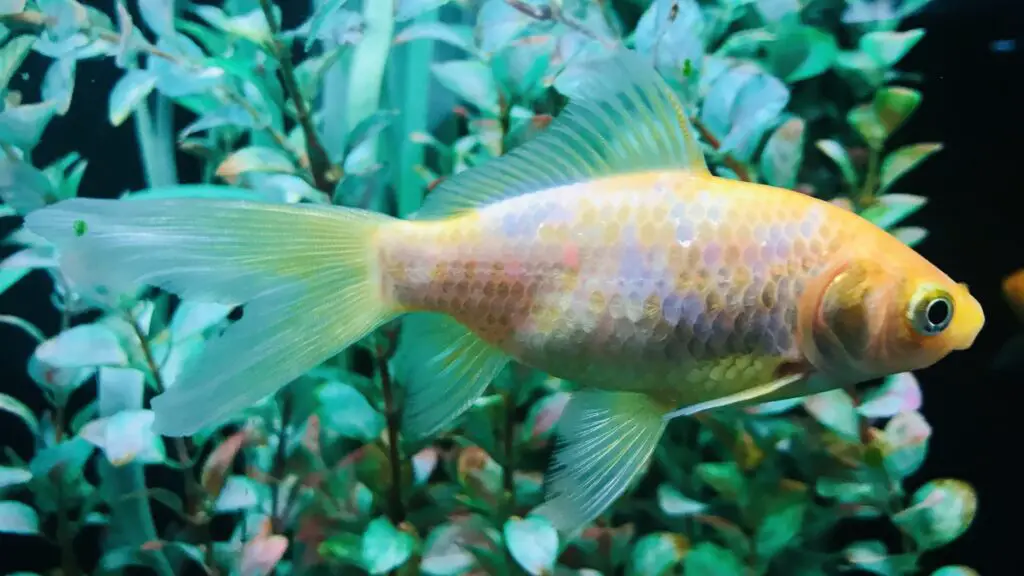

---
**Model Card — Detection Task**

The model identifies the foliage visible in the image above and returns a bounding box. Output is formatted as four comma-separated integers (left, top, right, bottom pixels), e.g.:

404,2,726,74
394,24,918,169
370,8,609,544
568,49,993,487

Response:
0,0,974,575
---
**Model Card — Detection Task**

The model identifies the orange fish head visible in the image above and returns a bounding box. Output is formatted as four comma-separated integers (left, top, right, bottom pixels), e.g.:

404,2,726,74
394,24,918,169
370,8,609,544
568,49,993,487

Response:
800,259,984,381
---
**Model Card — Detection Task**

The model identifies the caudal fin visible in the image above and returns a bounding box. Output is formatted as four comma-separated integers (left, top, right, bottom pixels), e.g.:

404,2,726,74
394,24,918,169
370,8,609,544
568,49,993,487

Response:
25,198,399,436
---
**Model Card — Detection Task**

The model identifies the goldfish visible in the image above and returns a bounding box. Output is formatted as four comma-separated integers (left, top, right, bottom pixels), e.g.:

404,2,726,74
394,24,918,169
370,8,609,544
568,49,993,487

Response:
24,50,984,539
1002,268,1024,324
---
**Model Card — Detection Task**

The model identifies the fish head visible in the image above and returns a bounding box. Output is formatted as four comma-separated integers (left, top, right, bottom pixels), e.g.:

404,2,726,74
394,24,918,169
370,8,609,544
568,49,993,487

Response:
800,256,984,380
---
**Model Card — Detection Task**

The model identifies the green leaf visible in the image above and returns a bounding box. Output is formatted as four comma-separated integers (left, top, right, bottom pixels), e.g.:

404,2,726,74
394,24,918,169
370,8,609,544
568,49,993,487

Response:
683,542,745,576
0,157,55,215
849,87,922,149
803,389,859,440
214,476,265,512
0,501,38,534
504,515,558,576
695,462,744,500
931,567,980,576
78,408,166,466
420,522,478,575
760,117,805,188
215,146,296,181
34,323,129,369
815,139,858,188
519,391,569,449
627,533,689,576
303,0,357,50
879,410,931,480
656,483,707,517
317,381,385,442
842,540,916,576
859,193,927,230
0,35,35,89
193,5,274,45
108,69,157,126
432,59,500,116
343,0,393,165
860,29,925,68
395,22,476,55
363,517,415,574
892,479,977,549
395,0,453,22
755,499,807,560
138,0,174,36
147,33,225,98
858,372,922,418
42,57,75,116
879,143,943,193
771,25,838,83
0,466,32,492
891,226,928,247
344,109,397,175
0,101,57,150
0,393,38,435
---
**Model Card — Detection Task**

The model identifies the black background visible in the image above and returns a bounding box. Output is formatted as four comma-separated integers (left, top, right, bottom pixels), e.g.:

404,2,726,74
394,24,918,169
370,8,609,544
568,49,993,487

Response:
0,0,1020,573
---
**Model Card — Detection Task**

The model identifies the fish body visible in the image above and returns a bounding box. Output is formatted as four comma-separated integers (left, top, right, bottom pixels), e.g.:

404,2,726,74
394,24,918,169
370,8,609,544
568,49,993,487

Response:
24,49,984,540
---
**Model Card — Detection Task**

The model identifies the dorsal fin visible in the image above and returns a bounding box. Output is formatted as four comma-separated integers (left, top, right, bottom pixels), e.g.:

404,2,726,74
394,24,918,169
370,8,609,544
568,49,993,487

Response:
414,49,710,220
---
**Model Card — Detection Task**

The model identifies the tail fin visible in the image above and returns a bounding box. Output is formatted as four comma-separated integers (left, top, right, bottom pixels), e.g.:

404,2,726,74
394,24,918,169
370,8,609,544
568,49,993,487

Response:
25,198,399,436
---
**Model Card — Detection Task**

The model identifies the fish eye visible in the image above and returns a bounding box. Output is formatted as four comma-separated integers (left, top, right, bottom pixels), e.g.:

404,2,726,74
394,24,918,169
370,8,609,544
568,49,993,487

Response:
910,290,954,336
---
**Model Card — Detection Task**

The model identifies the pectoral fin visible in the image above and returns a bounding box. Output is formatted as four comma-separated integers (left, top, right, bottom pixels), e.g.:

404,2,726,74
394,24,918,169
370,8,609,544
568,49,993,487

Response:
664,363,814,420
533,391,671,540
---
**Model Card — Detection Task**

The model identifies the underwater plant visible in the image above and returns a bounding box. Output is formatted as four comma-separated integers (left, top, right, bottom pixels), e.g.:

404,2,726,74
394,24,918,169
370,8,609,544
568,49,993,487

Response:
0,1,978,575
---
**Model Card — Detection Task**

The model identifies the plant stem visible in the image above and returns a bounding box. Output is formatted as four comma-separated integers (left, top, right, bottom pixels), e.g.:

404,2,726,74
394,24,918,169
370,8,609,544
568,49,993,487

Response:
858,148,881,209
257,0,334,193
53,402,81,576
270,391,292,534
502,390,516,515
690,117,753,182
378,346,405,524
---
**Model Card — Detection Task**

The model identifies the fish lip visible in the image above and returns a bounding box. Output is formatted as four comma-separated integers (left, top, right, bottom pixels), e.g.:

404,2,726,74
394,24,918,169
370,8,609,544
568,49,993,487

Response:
953,296,985,350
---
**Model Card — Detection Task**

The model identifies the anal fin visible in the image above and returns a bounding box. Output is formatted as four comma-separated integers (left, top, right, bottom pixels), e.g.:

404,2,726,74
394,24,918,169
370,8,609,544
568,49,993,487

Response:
533,390,671,540
396,313,510,442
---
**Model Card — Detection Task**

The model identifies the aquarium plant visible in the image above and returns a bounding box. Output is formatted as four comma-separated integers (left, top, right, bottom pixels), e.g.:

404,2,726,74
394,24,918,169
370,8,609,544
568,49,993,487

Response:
0,0,977,575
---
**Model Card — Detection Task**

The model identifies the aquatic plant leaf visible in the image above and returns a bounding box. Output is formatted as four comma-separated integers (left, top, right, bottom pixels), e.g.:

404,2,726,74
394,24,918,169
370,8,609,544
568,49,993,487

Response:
892,479,977,549
804,389,859,440
770,25,838,83
520,391,569,449
0,101,57,150
0,501,38,534
879,410,931,479
214,475,265,512
860,29,924,68
701,63,790,161
178,104,258,139
931,567,980,576
420,522,477,575
755,498,807,559
317,381,385,442
147,33,225,98
344,109,397,175
858,372,922,418
396,0,453,22
755,0,799,23
193,5,274,45
432,59,499,116
0,393,38,435
814,139,858,188
108,69,158,126
696,462,744,500
0,35,34,89
627,532,689,576
363,517,415,574
200,429,249,501
34,323,129,369
891,226,927,247
0,466,31,492
303,0,357,50
42,57,75,115
633,0,706,83
126,183,263,200
657,484,707,517
168,300,233,342
78,408,166,466
0,157,55,215
216,146,296,181
241,529,289,576
395,21,476,54
879,143,942,194
683,542,744,576
137,0,174,36
412,446,439,486
842,540,916,575
859,193,926,230
760,117,805,188
849,87,921,149
474,0,536,55
504,516,558,576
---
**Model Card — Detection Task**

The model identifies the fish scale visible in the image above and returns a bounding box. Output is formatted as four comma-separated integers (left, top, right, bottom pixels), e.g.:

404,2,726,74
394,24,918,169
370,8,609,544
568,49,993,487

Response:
380,171,853,406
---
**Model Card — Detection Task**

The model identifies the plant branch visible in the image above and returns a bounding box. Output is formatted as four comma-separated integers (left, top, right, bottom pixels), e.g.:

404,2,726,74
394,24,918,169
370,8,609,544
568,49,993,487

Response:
858,147,881,209
377,343,405,524
258,0,334,193
126,314,217,573
690,117,753,182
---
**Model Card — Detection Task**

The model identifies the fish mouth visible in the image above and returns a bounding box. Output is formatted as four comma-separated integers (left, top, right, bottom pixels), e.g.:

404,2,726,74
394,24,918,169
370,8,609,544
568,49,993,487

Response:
952,294,985,350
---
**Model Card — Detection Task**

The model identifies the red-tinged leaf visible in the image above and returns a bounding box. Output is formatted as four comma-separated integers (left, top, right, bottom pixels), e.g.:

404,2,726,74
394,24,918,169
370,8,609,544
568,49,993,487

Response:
241,532,289,576
201,429,251,499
